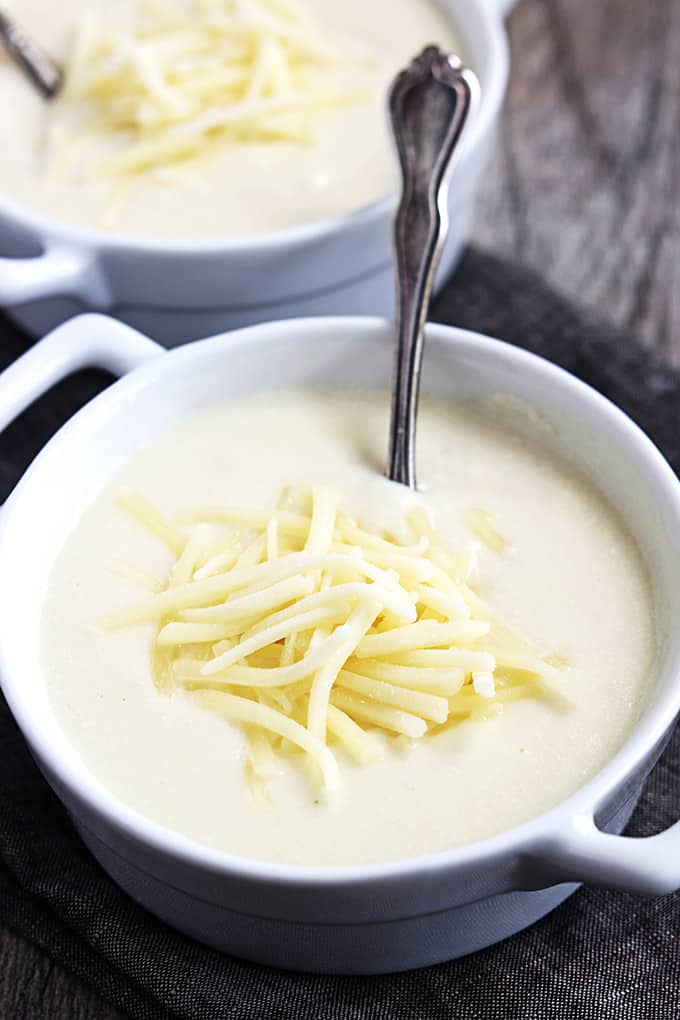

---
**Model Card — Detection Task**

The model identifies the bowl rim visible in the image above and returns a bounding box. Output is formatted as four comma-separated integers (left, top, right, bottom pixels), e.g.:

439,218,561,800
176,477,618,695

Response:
0,0,509,256
1,315,679,888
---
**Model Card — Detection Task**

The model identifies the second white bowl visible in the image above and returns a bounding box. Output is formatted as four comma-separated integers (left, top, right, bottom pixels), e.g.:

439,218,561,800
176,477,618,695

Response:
0,0,508,345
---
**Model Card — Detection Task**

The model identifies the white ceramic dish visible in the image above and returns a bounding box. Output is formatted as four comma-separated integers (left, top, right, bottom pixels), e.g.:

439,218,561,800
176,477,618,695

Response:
0,312,679,974
0,0,509,346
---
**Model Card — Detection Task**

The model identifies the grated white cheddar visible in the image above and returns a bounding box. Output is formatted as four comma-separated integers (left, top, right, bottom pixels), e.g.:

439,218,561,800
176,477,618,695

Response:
472,670,496,700
49,0,377,206
463,507,512,555
108,484,569,800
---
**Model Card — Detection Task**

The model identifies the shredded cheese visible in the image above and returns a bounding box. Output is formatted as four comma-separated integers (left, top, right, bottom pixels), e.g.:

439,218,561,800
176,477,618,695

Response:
50,0,377,208
463,507,512,555
109,484,569,801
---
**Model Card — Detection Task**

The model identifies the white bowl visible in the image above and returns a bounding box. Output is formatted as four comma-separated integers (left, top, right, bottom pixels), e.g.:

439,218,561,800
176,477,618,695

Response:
0,0,508,346
0,312,679,974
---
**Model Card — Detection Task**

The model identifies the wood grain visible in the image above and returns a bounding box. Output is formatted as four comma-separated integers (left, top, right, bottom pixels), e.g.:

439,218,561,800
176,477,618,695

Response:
475,0,680,363
2,0,679,1016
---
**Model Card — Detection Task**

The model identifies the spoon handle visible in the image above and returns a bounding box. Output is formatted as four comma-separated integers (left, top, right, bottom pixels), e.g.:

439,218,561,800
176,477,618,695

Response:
387,47,478,488
0,11,62,98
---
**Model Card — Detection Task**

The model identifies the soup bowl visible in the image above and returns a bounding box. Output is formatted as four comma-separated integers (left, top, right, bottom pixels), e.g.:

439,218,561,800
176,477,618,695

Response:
0,312,679,974
0,0,509,346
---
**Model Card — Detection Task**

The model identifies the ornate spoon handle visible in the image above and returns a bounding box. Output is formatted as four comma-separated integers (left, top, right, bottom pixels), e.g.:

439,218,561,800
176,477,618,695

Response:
386,47,479,488
0,10,62,98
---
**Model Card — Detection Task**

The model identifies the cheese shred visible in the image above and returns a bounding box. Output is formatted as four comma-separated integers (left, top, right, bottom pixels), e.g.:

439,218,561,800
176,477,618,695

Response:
49,0,377,210
110,484,568,801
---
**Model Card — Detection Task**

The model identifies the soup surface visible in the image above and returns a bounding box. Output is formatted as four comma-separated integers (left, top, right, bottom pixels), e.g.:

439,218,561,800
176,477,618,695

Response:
41,392,656,866
0,0,459,238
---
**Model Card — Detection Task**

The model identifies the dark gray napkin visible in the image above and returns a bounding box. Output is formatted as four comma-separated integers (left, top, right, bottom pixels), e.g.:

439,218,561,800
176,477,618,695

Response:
0,247,678,1020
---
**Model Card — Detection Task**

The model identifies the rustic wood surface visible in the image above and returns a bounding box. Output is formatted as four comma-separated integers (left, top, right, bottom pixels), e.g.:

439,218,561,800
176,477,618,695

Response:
475,0,680,363
1,0,678,1016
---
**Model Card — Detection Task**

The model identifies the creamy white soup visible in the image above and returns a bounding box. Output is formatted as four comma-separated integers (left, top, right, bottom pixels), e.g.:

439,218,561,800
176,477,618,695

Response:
0,0,459,238
41,392,656,867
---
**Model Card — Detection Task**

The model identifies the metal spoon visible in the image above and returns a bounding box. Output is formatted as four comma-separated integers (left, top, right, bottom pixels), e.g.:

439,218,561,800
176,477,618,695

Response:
0,9,62,98
386,46,479,489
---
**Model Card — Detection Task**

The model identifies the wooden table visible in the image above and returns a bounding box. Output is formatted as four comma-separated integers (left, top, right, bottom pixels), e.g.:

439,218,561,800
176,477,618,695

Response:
476,0,680,364
1,0,677,1015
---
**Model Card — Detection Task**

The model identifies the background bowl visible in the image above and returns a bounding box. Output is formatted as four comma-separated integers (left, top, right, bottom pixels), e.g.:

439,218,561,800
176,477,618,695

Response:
0,312,679,973
0,0,508,346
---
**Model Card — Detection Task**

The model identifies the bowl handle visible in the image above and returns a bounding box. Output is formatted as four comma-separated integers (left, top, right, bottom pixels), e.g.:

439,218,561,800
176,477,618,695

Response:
532,812,680,895
0,313,163,433
0,245,111,307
